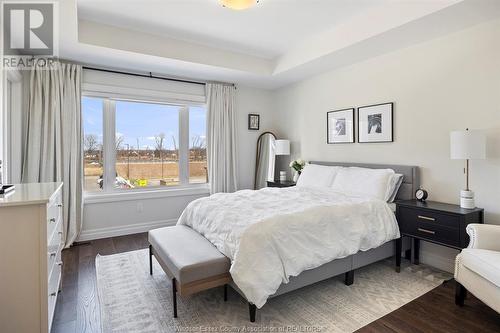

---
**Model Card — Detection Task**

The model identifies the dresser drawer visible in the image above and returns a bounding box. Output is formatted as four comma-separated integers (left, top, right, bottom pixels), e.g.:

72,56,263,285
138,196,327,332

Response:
47,190,62,241
47,220,63,280
47,261,61,331
398,206,459,229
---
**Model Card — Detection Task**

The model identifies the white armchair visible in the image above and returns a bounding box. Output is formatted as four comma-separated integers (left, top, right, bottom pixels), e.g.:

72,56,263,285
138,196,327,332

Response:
455,224,500,313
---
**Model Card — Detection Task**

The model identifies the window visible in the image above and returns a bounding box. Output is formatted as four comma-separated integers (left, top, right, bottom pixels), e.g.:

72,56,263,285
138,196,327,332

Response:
82,96,207,193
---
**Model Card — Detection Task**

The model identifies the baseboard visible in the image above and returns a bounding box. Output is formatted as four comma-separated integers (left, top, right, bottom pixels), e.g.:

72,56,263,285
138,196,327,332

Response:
419,249,457,273
77,218,178,242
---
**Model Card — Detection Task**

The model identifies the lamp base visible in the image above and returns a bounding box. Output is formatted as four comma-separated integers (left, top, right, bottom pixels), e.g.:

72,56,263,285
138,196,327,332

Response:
460,190,475,209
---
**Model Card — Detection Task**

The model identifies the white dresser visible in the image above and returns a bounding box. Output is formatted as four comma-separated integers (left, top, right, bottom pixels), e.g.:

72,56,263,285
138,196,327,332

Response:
0,182,64,333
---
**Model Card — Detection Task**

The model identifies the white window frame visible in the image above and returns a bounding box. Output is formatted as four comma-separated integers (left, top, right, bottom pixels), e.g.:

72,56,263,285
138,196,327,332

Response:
82,88,209,200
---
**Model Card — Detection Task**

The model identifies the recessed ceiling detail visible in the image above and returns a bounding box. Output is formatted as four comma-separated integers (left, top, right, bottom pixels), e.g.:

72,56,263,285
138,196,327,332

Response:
56,0,500,88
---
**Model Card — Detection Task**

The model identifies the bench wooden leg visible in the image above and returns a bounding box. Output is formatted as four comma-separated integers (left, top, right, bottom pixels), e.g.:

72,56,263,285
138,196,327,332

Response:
172,278,178,318
248,303,256,322
223,284,228,302
344,270,354,286
149,245,153,276
455,281,467,307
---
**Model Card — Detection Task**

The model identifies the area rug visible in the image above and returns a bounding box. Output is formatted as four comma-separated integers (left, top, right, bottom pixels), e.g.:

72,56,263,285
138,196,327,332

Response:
96,249,451,333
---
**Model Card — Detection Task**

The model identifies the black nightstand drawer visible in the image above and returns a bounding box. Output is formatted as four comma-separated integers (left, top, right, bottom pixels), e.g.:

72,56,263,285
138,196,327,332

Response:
401,219,460,247
398,206,458,229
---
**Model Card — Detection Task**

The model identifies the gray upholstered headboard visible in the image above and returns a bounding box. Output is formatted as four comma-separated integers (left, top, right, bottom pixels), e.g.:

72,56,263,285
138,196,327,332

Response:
310,161,419,201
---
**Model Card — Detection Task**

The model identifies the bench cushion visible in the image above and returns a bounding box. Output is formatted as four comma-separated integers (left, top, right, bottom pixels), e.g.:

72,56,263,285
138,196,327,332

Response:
148,225,230,284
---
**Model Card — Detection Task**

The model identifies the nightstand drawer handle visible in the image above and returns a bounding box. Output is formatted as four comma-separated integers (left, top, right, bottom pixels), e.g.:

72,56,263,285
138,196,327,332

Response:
418,228,436,235
418,215,436,222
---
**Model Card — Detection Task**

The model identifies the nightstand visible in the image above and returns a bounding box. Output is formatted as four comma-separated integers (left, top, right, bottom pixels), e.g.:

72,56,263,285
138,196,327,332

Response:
396,200,484,264
267,180,296,188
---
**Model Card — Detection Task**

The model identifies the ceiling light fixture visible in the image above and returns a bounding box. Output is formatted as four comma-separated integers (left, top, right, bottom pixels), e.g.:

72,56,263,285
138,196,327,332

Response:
219,0,259,10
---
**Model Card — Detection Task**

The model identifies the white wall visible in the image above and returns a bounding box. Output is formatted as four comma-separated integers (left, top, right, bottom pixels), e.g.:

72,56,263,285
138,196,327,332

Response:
235,86,275,190
272,18,500,272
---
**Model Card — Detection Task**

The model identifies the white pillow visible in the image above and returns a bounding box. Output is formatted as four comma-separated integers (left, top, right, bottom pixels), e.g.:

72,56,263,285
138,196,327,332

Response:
296,164,341,188
386,173,404,202
331,167,395,200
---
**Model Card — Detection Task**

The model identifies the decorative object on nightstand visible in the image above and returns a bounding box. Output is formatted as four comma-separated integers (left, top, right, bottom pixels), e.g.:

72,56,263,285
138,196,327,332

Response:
276,139,291,181
450,129,486,209
396,200,484,264
279,171,287,182
415,188,428,202
267,180,296,188
289,158,305,182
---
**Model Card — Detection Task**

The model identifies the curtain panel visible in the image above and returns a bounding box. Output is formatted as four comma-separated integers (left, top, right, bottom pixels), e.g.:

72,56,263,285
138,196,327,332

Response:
21,62,83,247
206,83,238,194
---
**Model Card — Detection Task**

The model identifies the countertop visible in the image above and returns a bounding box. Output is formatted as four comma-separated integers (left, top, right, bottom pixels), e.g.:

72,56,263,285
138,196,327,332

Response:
0,182,63,207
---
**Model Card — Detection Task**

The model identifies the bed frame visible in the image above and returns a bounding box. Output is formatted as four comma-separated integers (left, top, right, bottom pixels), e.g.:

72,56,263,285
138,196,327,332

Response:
232,161,420,322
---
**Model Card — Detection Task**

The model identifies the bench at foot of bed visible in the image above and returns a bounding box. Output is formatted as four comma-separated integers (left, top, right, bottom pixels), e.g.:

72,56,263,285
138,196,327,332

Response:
148,225,231,318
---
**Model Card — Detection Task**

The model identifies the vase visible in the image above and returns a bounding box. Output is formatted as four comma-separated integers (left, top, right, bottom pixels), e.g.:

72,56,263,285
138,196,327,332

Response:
293,171,300,182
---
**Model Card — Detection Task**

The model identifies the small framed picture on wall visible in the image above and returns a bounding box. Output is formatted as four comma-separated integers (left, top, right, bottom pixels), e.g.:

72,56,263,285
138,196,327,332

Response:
248,114,260,130
358,102,393,143
327,108,355,144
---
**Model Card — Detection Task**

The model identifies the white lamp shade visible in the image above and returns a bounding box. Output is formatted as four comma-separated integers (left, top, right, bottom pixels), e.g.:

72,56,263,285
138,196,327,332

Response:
450,130,486,160
275,140,290,155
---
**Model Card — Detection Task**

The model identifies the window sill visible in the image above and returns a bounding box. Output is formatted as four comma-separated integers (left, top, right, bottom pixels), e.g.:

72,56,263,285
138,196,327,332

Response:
83,184,210,204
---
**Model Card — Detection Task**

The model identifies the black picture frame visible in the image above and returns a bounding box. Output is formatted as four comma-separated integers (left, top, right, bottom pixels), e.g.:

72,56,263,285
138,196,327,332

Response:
357,102,394,143
248,114,260,130
327,108,355,144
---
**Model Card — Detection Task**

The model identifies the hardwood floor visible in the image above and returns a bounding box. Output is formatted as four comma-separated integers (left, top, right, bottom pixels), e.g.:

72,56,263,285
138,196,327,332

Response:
357,279,500,333
52,233,500,333
51,233,149,333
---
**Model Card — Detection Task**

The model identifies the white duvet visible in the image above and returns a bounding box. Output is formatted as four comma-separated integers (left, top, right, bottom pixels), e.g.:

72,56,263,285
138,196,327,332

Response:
177,186,399,308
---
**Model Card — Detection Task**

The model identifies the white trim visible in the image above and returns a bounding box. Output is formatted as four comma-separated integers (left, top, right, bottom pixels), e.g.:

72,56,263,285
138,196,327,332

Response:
179,106,189,185
84,184,209,204
83,83,206,105
103,99,116,192
77,218,178,242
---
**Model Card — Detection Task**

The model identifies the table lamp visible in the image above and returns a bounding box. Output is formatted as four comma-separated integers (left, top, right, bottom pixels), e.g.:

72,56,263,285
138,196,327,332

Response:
275,140,290,182
450,129,486,209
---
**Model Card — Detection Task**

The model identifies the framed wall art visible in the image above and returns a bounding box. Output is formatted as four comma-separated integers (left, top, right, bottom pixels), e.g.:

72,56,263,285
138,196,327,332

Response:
248,114,260,130
358,102,393,143
327,108,355,144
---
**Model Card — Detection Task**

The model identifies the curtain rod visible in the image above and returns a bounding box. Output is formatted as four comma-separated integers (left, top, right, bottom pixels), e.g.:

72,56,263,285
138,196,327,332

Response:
82,66,208,86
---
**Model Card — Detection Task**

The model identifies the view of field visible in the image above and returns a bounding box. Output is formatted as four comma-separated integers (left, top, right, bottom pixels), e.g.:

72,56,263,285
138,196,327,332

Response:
84,160,207,191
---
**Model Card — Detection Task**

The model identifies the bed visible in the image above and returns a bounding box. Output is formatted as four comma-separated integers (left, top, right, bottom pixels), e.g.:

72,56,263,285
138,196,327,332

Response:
177,162,419,320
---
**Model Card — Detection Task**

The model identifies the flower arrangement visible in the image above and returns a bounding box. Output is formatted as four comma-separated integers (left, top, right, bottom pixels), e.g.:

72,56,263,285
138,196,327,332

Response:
289,159,306,174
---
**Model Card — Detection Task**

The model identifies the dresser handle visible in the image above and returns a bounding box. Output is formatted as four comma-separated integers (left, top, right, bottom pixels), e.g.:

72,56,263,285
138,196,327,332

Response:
418,215,436,222
418,228,436,235
49,218,56,223
50,292,57,297
49,252,57,257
